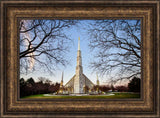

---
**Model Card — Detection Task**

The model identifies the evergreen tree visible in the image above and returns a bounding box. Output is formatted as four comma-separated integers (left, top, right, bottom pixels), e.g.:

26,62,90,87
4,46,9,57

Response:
128,77,140,92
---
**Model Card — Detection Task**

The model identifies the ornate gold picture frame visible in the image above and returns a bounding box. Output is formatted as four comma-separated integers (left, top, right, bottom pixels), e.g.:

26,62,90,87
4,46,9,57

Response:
0,0,159,117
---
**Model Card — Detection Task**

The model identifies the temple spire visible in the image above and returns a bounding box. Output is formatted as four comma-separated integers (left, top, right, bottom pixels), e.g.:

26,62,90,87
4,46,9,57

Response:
78,37,80,50
74,37,83,93
64,37,95,94
76,37,82,72
60,71,63,87
59,71,64,93
61,71,63,82
96,72,99,86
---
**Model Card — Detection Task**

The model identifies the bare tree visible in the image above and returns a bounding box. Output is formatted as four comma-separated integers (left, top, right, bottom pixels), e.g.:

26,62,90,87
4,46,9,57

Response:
20,20,77,74
86,20,141,83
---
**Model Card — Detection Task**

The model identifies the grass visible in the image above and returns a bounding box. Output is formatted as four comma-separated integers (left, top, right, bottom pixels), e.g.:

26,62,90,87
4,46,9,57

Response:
21,92,140,99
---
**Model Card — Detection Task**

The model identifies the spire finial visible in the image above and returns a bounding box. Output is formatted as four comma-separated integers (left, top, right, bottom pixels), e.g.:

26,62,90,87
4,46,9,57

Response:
96,72,98,80
78,37,80,50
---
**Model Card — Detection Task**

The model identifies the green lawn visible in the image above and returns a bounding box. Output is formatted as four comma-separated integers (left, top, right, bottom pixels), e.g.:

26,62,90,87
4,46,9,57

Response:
21,92,140,99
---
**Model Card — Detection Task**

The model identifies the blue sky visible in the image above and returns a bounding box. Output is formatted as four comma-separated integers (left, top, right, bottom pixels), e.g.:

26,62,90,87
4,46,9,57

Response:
20,20,139,86
20,20,102,85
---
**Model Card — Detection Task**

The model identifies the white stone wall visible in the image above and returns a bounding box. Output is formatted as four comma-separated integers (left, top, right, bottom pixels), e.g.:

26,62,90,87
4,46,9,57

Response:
74,75,80,93
65,74,94,93
79,74,85,93
65,75,75,88
83,74,94,89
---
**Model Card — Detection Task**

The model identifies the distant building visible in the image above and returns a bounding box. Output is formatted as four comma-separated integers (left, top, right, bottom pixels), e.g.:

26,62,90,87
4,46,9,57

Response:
65,37,94,93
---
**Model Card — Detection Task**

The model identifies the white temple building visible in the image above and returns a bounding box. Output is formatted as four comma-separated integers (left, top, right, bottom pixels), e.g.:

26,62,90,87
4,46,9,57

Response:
64,37,94,93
